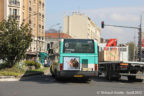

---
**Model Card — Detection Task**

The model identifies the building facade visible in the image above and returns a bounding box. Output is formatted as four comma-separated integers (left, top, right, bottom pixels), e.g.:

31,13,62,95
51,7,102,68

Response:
0,0,45,60
63,12,101,43
45,32,71,46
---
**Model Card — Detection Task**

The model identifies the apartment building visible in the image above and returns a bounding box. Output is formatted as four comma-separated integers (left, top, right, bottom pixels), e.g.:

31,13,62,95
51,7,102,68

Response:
0,0,45,60
63,12,101,43
0,0,21,22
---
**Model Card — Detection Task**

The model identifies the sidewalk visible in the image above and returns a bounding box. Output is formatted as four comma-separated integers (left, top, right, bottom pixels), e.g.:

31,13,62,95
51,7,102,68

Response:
0,67,50,82
44,67,50,75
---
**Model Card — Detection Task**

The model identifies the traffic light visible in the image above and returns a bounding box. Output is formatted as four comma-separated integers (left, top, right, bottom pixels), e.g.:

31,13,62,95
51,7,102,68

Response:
101,21,104,28
47,43,50,51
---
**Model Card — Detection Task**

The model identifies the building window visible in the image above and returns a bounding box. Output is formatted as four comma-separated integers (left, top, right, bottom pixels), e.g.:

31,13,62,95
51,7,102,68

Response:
39,1,41,6
23,0,24,8
29,0,31,5
23,12,24,21
13,9,17,15
42,26,44,29
34,0,36,3
29,7,32,12
9,8,12,15
29,20,31,24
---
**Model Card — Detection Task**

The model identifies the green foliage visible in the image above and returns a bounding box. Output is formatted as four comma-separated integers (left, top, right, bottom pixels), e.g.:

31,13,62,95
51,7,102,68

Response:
50,62,58,73
26,67,48,74
0,62,10,69
0,17,32,68
0,66,25,77
24,60,41,69
127,42,136,61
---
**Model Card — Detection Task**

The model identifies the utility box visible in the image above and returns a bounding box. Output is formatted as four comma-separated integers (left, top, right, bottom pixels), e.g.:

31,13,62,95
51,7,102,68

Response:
99,49,119,62
98,44,129,62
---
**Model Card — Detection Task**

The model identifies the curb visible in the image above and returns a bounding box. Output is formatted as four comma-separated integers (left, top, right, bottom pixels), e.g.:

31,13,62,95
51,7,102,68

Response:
0,72,44,82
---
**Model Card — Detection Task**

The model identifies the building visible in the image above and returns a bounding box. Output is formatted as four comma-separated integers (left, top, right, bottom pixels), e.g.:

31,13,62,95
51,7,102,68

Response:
63,12,101,43
0,0,45,61
96,26,101,43
45,33,71,46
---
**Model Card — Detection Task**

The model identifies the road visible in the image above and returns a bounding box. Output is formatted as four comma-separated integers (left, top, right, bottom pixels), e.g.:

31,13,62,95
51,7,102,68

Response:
0,75,144,96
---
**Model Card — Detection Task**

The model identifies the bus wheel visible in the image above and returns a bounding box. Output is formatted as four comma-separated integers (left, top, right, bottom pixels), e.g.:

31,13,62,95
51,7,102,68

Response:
83,77,91,81
54,70,61,81
136,79,143,82
105,71,112,81
128,76,136,82
113,76,121,81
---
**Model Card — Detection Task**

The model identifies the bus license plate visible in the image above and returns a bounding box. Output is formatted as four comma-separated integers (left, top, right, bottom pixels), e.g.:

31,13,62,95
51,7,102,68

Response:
74,75,83,78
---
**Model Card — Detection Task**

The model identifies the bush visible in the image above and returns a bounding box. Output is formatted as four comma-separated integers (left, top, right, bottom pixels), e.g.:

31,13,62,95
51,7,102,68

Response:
24,61,41,69
0,62,10,69
0,66,25,77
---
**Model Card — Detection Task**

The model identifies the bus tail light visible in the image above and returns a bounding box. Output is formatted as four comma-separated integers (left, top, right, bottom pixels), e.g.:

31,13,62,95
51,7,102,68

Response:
120,63,128,66
95,64,98,71
120,63,128,69
60,64,63,71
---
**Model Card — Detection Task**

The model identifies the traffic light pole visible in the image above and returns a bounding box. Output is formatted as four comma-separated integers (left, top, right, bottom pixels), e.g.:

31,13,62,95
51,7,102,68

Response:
138,27,142,61
103,24,139,29
101,21,142,61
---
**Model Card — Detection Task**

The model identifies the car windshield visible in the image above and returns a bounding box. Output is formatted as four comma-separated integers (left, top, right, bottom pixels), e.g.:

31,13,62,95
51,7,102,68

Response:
63,39,94,53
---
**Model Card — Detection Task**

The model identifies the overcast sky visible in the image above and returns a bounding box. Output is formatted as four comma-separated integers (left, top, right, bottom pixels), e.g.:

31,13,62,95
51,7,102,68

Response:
45,0,144,44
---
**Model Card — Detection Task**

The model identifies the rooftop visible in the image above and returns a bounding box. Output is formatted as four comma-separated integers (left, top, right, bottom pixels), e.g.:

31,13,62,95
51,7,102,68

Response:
45,33,72,39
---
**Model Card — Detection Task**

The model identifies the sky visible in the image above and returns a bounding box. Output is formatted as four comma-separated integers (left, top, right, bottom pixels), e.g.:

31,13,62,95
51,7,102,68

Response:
45,0,144,44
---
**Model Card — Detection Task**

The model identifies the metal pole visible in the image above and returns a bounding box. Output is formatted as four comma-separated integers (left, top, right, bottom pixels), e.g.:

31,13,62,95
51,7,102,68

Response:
139,28,142,61
104,22,142,61
105,24,139,29
59,29,60,39
138,15,143,61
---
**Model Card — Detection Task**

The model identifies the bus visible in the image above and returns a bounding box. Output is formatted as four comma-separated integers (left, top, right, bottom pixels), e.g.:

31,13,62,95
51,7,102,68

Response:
49,39,98,80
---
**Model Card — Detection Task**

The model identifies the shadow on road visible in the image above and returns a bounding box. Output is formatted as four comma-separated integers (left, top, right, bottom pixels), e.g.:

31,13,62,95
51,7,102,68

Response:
20,73,92,84
19,73,141,84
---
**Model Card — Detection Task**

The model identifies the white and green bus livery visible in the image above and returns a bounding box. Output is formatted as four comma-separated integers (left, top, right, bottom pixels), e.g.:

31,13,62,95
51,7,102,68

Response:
49,39,98,80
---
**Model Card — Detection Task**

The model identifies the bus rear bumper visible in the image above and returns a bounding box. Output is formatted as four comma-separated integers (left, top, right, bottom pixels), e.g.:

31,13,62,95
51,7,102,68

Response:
57,71,98,78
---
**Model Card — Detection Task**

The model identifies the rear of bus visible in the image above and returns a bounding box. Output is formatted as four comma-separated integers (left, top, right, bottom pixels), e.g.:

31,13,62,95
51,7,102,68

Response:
57,39,98,79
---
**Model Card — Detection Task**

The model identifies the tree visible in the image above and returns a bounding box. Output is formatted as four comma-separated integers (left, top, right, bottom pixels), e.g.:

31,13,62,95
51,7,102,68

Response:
0,17,32,68
127,42,136,61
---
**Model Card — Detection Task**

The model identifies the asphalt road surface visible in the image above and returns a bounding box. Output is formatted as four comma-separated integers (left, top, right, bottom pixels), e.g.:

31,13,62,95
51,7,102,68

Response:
0,75,144,96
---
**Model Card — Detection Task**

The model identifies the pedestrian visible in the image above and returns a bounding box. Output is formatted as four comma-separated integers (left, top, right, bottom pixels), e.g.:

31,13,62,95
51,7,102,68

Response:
44,59,47,67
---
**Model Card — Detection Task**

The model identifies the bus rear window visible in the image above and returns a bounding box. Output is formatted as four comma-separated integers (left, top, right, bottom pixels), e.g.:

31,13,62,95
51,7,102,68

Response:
63,39,94,53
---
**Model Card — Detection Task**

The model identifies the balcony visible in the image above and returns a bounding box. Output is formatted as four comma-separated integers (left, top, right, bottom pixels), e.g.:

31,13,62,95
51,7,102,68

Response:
9,1,20,7
10,15,20,21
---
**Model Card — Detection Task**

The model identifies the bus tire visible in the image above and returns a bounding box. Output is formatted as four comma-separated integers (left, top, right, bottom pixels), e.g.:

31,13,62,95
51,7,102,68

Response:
54,69,61,81
113,76,121,81
136,79,143,82
128,76,136,82
83,77,91,81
